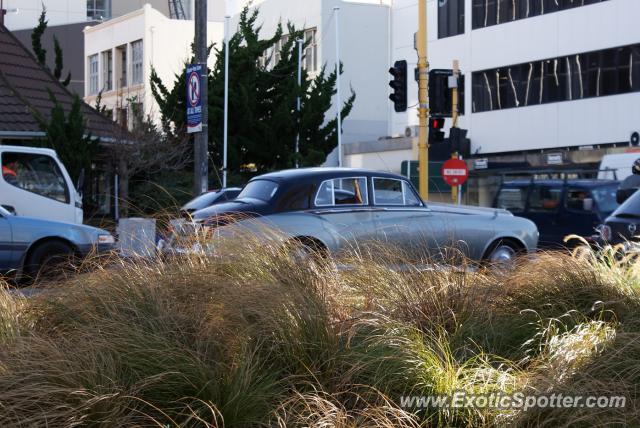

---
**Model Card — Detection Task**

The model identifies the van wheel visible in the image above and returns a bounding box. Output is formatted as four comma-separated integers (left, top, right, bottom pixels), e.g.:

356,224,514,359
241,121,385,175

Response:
26,241,76,282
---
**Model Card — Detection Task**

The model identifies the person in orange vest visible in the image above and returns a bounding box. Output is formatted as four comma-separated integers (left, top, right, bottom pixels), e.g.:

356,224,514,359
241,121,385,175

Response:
2,161,18,184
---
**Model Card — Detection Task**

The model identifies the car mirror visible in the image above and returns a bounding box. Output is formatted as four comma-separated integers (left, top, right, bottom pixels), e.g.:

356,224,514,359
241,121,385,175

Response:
583,198,594,211
1,205,16,215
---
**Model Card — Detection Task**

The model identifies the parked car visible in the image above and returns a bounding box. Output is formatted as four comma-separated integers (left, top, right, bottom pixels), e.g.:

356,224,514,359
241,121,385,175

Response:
0,205,115,280
597,188,640,247
180,188,242,218
165,168,539,264
493,179,619,247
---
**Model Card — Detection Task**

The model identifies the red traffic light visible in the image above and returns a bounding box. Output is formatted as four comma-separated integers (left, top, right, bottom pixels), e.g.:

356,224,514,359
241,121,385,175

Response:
429,117,445,129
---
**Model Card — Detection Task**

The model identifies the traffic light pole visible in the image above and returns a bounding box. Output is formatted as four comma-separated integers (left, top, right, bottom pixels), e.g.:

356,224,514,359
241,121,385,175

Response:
193,0,208,196
417,0,429,200
451,60,459,204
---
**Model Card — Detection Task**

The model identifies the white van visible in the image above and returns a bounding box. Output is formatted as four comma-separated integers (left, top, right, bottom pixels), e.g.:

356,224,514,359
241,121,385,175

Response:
598,152,640,181
1,146,83,224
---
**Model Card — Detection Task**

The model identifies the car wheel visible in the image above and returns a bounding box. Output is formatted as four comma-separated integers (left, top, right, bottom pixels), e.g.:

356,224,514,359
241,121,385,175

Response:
287,237,327,266
485,240,522,269
26,241,76,282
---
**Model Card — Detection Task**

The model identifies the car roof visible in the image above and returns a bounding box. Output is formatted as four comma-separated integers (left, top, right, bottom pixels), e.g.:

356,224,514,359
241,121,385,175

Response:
0,145,58,157
502,179,619,187
253,167,405,182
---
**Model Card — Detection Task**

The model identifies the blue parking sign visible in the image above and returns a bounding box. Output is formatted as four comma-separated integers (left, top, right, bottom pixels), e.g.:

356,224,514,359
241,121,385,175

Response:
186,64,204,133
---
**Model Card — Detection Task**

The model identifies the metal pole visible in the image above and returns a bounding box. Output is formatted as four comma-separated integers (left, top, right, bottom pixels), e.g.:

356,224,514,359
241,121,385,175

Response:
417,0,429,200
296,38,303,168
114,173,119,222
223,15,230,187
333,6,342,167
193,0,209,196
451,60,459,204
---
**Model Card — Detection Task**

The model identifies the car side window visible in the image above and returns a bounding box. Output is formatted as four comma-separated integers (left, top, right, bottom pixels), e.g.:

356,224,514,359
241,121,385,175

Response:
314,177,368,207
528,186,562,212
1,152,69,204
496,187,527,213
566,189,589,211
373,178,422,206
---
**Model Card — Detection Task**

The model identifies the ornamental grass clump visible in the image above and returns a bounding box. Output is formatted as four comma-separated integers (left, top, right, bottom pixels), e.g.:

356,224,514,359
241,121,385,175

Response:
0,233,639,427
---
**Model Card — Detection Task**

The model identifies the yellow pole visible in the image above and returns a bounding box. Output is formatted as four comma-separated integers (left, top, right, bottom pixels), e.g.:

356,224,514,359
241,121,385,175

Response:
451,60,459,204
417,0,429,200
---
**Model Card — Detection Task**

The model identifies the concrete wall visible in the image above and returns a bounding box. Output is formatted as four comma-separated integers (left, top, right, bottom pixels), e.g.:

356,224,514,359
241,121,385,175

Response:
232,0,390,148
3,0,86,31
390,0,640,155
13,21,99,96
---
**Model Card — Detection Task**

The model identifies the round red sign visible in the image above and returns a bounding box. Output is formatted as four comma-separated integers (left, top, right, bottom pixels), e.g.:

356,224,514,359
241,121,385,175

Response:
441,158,468,186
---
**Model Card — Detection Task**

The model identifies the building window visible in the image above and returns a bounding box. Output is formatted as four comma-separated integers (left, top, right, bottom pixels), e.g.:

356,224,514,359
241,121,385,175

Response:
438,0,465,39
88,54,99,95
472,0,609,30
131,40,143,85
273,34,289,65
304,28,318,72
472,43,640,113
116,45,127,87
101,50,112,91
87,0,111,20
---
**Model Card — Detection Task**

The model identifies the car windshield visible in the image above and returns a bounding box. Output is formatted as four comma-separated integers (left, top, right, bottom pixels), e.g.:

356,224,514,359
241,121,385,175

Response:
613,188,640,218
183,191,221,210
237,180,279,202
591,184,619,215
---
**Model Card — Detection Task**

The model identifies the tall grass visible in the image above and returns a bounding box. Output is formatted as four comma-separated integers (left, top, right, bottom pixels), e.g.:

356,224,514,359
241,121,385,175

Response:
0,234,639,427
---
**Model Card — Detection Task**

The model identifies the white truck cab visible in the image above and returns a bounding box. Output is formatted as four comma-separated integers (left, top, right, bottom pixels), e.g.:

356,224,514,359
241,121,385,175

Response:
1,146,83,224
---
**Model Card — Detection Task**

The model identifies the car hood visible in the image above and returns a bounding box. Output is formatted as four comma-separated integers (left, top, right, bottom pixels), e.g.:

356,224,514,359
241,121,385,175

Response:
192,199,269,220
427,202,512,217
8,215,109,235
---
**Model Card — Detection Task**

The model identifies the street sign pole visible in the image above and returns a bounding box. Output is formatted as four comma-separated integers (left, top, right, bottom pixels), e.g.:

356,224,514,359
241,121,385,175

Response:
223,15,230,187
193,0,208,196
333,6,342,167
296,38,303,168
451,60,460,204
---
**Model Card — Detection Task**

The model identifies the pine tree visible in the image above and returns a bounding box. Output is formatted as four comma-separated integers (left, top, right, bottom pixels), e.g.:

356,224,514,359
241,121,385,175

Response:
151,6,355,183
31,9,71,86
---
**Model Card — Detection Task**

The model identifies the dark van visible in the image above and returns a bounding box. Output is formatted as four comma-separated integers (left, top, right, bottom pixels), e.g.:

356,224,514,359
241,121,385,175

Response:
494,179,619,247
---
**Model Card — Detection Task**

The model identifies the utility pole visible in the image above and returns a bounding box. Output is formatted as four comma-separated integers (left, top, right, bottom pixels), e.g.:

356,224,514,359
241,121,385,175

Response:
451,59,460,204
333,6,343,167
223,15,230,187
417,0,430,200
193,0,208,196
295,38,303,168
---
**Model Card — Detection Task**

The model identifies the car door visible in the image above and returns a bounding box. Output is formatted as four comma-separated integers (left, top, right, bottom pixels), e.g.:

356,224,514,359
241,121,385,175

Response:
525,184,565,247
312,177,378,253
558,187,602,239
370,176,450,260
0,214,13,272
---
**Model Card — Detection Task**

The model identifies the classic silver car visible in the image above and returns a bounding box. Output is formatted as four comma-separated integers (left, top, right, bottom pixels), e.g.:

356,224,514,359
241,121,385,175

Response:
178,168,539,264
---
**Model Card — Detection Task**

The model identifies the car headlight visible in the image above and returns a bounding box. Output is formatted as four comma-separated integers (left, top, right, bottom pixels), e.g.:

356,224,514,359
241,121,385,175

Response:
98,234,115,244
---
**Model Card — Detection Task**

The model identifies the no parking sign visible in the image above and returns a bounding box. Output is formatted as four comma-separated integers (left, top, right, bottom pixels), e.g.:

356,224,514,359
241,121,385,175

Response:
186,64,204,133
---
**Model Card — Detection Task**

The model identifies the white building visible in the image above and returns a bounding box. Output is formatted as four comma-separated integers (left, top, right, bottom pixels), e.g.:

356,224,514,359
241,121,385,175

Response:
345,0,640,204
2,0,87,30
233,0,391,150
83,4,223,129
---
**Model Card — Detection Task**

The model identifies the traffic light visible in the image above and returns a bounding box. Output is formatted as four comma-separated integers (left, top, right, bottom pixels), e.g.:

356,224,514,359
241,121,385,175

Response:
388,60,407,112
449,127,470,157
429,117,445,143
428,69,465,117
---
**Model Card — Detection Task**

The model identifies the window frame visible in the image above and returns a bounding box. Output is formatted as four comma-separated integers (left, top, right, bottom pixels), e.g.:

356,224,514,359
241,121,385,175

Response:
101,50,113,91
131,40,144,85
88,54,99,95
372,177,424,207
1,152,70,204
314,177,369,208
438,0,465,39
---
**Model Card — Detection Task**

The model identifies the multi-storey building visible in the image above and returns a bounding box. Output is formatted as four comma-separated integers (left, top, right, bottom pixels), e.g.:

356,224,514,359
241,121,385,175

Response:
83,4,223,129
381,0,640,204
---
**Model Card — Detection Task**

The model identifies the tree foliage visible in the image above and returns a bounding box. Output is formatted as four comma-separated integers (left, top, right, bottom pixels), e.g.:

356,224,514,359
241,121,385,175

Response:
151,7,355,183
34,91,100,187
31,9,70,86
